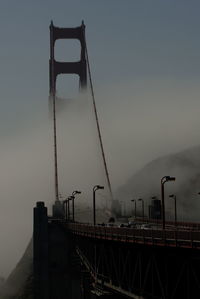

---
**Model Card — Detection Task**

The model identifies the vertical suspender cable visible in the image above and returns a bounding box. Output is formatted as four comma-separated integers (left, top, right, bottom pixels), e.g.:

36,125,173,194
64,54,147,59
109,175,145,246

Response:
84,37,113,201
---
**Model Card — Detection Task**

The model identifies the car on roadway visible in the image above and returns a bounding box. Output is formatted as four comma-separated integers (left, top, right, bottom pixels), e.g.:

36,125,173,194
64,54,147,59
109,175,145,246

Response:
140,224,152,230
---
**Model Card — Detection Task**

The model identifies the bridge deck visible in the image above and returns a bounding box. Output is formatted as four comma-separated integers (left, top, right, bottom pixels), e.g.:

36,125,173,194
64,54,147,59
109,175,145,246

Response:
66,222,200,249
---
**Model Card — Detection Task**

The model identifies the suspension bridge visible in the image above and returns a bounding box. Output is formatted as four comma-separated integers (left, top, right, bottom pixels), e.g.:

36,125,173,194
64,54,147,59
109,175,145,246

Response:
33,22,200,299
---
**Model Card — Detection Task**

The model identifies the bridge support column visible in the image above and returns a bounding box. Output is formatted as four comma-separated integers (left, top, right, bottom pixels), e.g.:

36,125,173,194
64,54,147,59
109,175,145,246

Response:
33,201,83,299
33,201,49,299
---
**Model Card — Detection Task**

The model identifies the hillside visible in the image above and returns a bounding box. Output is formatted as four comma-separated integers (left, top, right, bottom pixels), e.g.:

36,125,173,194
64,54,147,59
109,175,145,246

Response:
0,241,33,299
116,145,200,221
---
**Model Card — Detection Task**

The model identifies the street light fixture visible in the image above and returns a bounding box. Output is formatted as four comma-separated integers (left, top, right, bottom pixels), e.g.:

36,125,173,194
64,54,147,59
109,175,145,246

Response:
161,176,176,230
93,185,104,225
71,190,81,222
169,194,177,227
72,190,81,196
138,198,144,221
131,199,136,219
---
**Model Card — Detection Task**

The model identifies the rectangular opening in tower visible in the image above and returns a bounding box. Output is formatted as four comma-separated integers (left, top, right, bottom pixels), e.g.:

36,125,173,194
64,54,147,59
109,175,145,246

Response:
56,74,79,99
55,40,81,62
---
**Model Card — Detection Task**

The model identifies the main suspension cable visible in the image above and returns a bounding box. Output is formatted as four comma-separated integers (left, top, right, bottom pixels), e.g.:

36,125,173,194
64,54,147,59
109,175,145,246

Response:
84,38,113,201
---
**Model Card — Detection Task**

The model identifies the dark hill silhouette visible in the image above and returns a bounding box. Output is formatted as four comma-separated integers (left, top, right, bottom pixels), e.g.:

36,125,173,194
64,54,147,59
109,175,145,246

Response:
0,240,33,299
116,145,200,221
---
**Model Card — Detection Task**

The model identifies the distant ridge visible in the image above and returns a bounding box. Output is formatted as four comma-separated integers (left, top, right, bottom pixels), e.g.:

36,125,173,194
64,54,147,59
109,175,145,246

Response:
116,145,200,221
0,240,33,299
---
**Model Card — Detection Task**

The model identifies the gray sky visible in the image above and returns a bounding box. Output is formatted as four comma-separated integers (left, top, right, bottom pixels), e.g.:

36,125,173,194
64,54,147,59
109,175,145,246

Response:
1,0,200,277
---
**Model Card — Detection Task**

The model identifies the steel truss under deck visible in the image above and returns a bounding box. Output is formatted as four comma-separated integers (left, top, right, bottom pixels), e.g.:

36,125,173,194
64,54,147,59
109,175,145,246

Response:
67,225,200,299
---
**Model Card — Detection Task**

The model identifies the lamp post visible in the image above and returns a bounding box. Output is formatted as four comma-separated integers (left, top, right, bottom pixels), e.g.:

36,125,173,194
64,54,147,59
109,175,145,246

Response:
67,196,73,221
71,190,81,222
63,200,68,220
169,194,177,227
161,176,176,230
138,198,144,221
63,198,70,220
93,185,104,225
131,199,136,219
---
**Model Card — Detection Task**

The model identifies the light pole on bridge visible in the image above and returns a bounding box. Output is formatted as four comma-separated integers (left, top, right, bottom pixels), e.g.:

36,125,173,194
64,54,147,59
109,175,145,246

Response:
66,196,74,221
161,176,176,230
72,190,81,222
63,200,68,220
93,185,104,226
169,194,177,227
63,198,71,221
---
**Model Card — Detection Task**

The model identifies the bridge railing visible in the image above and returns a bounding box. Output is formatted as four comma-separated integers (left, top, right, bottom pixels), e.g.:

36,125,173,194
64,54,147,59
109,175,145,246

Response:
66,223,200,249
135,217,200,230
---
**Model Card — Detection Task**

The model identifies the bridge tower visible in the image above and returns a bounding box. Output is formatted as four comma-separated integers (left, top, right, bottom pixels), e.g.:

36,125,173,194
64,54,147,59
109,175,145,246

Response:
49,21,87,204
49,20,87,95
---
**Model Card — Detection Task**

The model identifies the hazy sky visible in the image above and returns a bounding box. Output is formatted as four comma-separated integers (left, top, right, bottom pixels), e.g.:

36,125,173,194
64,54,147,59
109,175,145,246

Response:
1,0,200,277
